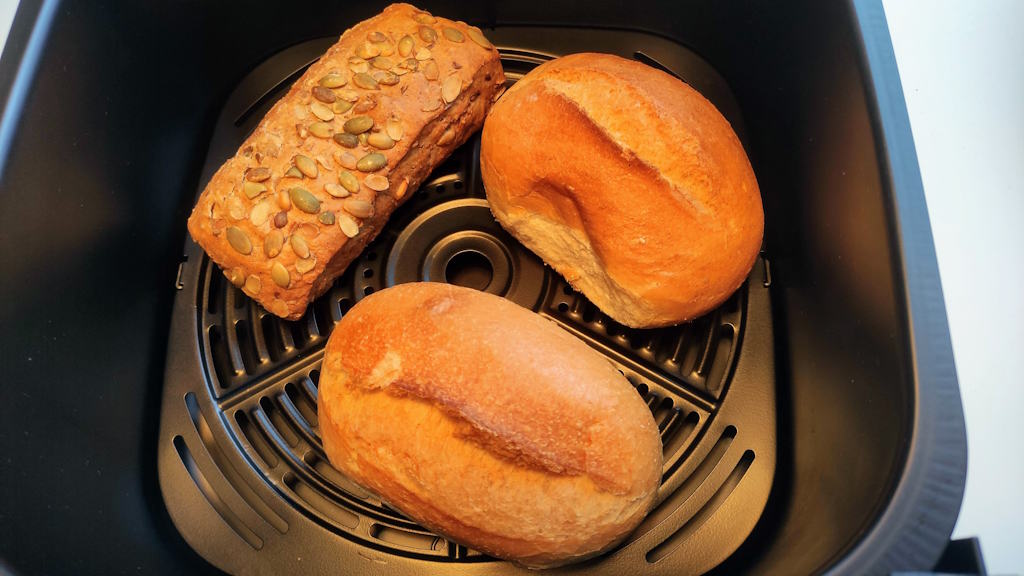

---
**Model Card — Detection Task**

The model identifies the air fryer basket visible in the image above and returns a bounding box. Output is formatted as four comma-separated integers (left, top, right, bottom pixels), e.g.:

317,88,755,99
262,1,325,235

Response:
159,31,776,576
0,1,966,575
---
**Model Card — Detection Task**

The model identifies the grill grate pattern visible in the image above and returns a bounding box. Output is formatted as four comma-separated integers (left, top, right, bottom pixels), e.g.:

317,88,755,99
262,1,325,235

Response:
160,35,776,576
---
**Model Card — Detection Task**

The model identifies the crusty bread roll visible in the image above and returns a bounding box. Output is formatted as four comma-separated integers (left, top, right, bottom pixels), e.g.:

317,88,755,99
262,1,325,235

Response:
188,4,504,320
480,53,763,328
318,283,662,568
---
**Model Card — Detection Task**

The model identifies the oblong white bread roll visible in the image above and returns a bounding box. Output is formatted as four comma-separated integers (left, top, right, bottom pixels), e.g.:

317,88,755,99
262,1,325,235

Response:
318,282,662,568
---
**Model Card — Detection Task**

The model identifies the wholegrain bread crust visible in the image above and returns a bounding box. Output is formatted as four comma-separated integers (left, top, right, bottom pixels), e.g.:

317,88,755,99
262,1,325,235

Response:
480,52,762,328
188,4,504,319
318,283,663,568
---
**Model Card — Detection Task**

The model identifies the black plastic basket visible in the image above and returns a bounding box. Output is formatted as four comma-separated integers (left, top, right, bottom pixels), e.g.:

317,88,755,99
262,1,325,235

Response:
0,1,967,575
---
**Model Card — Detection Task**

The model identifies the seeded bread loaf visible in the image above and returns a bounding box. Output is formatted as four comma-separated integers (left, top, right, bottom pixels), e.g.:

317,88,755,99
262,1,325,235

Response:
318,283,663,568
480,53,762,328
187,3,504,319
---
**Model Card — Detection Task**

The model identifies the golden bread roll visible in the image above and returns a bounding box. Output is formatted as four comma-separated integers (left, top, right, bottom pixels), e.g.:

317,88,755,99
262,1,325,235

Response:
317,282,662,568
480,52,763,327
188,4,504,319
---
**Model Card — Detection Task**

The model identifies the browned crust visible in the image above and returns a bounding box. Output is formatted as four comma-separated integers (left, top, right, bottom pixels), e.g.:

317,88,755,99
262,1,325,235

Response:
187,4,505,319
318,283,663,568
480,52,763,327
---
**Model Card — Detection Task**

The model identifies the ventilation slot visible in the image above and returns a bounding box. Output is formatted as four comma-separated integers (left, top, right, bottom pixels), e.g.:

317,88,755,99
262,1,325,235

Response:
286,382,318,429
185,393,288,534
259,397,299,448
302,452,371,501
662,411,701,464
284,472,359,530
235,409,278,468
643,426,736,529
371,524,447,554
173,435,264,549
646,450,755,563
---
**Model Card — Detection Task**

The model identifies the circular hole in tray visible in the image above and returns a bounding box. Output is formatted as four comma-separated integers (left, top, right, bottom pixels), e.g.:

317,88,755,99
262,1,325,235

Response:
444,250,493,291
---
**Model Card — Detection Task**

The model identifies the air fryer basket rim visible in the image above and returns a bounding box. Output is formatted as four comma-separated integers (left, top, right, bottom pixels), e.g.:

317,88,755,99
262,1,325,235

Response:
822,1,967,572
0,0,968,574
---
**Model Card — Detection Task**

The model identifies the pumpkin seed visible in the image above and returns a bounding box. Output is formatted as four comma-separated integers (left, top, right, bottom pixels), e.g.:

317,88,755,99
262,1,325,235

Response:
367,31,387,43
271,262,290,288
395,178,409,199
418,26,436,44
355,42,380,59
324,182,349,198
377,42,395,57
284,166,303,179
338,214,360,238
318,211,336,226
353,72,379,90
437,128,456,146
356,152,386,172
378,71,400,86
295,257,316,274
367,132,395,150
338,152,358,170
349,60,369,74
353,96,377,113
308,122,333,138
358,132,369,146
371,56,394,70
423,59,439,80
249,201,274,226
344,115,374,134
344,198,374,219
334,132,359,148
276,190,292,210
467,27,493,49
337,89,360,102
290,234,311,259
392,66,409,76
398,35,414,57
319,73,347,88
269,299,289,317
316,154,333,170
332,99,354,114
228,267,245,287
243,275,261,296
245,167,271,182
364,174,389,191
227,196,246,220
415,47,431,61
226,226,252,255
386,118,403,141
273,211,288,228
294,155,318,178
413,11,436,25
289,187,320,214
264,230,284,257
442,76,461,103
338,170,360,193
243,181,267,199
310,102,334,121
403,57,419,71
421,99,441,112
312,85,336,103
442,27,465,43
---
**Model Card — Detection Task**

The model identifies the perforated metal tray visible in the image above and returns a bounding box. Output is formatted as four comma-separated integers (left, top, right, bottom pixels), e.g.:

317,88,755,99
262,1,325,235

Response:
159,28,775,576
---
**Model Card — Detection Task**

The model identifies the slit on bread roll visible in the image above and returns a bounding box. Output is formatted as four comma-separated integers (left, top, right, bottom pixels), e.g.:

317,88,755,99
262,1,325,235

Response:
480,52,764,328
317,283,663,568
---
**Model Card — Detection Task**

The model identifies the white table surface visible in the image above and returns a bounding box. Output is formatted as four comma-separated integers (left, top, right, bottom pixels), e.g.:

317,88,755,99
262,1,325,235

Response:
0,0,1021,573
